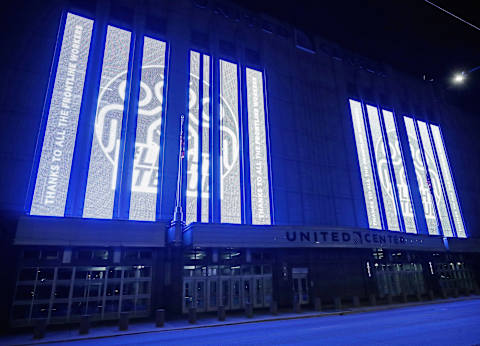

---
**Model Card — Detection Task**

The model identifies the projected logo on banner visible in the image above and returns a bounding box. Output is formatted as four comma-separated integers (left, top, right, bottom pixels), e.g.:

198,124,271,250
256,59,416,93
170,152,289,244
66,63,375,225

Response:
83,25,132,219
219,60,242,224
404,117,466,237
31,13,93,216
382,110,417,234
350,100,418,234
186,51,212,224
129,37,166,221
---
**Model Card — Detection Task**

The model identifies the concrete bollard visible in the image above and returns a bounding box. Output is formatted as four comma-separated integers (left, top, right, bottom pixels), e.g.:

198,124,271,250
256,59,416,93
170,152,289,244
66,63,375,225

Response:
245,303,253,318
352,296,360,308
416,292,422,302
33,318,47,339
402,292,408,304
155,309,165,327
386,294,393,305
188,307,197,324
218,305,226,321
314,297,322,311
293,301,301,313
270,301,278,315
334,297,342,311
369,294,376,306
79,315,91,335
119,312,129,331
428,290,435,300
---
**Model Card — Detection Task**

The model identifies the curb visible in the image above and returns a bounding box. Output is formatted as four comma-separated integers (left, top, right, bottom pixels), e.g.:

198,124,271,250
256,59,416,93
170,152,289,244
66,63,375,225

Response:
11,295,480,346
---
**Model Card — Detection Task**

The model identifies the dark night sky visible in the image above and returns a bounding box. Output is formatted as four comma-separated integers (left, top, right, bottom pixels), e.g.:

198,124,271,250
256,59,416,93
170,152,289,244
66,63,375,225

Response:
233,0,480,115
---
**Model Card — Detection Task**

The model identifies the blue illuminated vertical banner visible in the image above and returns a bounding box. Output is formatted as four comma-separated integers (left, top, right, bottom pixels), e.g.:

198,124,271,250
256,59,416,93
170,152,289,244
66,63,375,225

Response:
219,60,241,224
404,117,439,235
246,68,271,225
31,13,93,216
365,105,400,231
129,37,166,221
349,100,382,229
417,120,453,236
186,51,201,224
430,125,466,237
83,26,132,219
201,54,211,223
382,110,417,233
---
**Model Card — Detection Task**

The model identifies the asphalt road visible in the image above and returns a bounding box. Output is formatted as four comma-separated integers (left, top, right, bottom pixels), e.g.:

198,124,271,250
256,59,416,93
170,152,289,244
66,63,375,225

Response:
57,299,480,345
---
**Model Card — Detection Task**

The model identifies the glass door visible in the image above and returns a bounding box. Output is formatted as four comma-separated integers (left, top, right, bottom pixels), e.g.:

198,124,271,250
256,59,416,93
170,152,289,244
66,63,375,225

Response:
220,278,231,309
207,279,218,311
231,278,242,309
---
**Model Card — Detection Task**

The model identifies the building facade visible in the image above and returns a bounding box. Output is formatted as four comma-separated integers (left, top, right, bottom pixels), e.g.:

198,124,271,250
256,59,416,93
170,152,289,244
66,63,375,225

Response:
1,0,479,328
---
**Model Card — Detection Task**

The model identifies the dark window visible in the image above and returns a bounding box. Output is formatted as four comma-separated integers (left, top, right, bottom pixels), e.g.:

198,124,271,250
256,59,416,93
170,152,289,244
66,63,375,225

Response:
139,251,152,260
19,268,37,281
78,251,92,260
23,250,40,260
42,250,59,260
57,268,72,280
11,305,29,320
15,285,34,300
53,285,70,299
51,303,68,317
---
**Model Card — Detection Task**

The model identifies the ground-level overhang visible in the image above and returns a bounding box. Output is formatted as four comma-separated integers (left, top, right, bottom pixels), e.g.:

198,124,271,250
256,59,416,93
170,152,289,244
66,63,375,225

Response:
15,216,167,247
184,223,480,253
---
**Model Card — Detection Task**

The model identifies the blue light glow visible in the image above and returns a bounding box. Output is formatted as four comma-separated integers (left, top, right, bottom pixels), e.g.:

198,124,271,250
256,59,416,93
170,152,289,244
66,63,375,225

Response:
382,110,417,234
404,116,439,235
246,68,271,225
219,60,241,224
129,37,166,221
365,105,400,231
31,13,93,216
430,125,467,237
83,25,132,219
349,100,382,229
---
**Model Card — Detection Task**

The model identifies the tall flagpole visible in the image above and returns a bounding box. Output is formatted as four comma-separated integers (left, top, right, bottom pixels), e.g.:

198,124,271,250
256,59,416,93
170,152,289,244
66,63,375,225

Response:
173,114,185,223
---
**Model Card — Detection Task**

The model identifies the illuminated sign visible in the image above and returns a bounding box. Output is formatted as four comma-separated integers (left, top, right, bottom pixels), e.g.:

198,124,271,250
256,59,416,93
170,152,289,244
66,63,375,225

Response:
246,68,271,225
404,117,439,235
31,13,93,216
129,37,166,221
365,105,400,231
201,54,211,223
430,125,466,237
382,110,417,233
220,60,241,223
349,100,382,229
83,25,132,219
417,121,453,236
186,51,201,224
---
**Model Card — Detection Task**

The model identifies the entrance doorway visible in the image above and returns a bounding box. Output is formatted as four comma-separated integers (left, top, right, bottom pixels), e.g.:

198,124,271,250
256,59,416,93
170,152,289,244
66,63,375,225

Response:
182,265,273,313
292,267,309,305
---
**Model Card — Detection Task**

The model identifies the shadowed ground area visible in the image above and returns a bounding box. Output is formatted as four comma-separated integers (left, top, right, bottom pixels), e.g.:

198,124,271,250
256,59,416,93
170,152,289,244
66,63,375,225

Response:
50,299,480,345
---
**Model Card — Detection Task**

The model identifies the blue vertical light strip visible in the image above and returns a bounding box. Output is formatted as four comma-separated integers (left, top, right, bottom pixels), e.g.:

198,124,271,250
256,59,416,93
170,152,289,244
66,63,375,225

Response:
201,54,211,223
186,51,201,224
30,13,94,216
365,104,400,231
417,120,453,236
349,99,382,229
128,37,167,221
219,59,242,224
430,124,467,237
83,25,132,219
382,110,417,233
404,116,439,235
246,68,271,225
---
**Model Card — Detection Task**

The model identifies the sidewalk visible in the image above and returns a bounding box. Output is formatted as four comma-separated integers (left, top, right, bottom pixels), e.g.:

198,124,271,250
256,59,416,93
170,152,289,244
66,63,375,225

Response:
3,295,479,346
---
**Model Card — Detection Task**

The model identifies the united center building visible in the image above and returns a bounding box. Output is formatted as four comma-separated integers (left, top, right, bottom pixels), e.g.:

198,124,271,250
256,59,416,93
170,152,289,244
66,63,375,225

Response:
3,0,480,327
